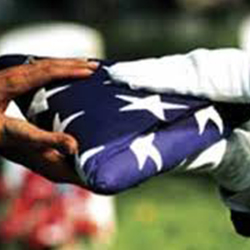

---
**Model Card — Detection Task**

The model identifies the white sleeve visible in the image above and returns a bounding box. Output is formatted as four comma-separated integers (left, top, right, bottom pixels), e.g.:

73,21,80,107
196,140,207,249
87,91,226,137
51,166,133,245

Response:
107,48,250,103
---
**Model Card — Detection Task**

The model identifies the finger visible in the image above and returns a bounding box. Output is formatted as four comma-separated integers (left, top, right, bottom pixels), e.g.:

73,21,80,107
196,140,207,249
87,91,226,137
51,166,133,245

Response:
34,58,100,74
1,117,78,155
1,147,84,185
0,58,99,99
32,58,100,78
40,58,100,70
32,148,82,184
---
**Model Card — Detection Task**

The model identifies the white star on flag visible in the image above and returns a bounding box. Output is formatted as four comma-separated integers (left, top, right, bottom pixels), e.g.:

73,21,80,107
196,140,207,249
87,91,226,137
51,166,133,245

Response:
116,94,188,121
27,85,71,117
53,111,84,132
75,145,105,184
130,133,163,171
194,106,224,135
75,146,105,184
79,146,105,168
179,140,227,171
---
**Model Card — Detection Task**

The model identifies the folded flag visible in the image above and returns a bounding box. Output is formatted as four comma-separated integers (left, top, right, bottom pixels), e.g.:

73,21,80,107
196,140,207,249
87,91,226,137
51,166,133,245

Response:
1,55,250,194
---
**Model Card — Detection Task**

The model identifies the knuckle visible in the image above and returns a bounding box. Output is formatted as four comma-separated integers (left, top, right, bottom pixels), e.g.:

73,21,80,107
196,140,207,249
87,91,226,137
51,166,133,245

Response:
0,69,22,96
53,133,71,148
38,60,56,75
54,132,67,142
41,60,53,72
2,69,17,84
41,61,65,78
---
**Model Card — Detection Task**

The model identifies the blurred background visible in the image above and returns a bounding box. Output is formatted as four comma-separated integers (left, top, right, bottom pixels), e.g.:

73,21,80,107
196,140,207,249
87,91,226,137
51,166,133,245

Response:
1,0,250,249
1,0,250,59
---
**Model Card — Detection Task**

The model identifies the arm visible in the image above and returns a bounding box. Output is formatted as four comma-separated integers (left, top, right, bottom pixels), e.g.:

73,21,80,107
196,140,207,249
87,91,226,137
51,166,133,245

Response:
107,48,250,103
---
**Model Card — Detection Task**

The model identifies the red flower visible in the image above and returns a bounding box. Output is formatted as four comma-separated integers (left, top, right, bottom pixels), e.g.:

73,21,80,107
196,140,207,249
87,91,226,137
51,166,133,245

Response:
26,200,74,249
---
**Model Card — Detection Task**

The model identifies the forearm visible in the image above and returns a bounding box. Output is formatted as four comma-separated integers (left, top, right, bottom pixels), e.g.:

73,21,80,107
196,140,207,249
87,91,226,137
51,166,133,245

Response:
107,48,250,103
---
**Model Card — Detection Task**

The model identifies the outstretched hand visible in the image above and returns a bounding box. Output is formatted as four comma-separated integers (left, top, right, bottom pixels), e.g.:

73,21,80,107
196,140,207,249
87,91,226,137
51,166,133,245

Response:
0,58,99,184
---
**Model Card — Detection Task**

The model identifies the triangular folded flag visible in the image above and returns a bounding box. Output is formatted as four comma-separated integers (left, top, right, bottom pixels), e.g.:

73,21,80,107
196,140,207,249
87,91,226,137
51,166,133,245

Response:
1,55,250,194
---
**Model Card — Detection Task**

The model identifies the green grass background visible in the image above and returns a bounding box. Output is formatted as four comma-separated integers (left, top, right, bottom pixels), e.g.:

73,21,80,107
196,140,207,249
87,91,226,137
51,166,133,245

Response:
107,174,250,250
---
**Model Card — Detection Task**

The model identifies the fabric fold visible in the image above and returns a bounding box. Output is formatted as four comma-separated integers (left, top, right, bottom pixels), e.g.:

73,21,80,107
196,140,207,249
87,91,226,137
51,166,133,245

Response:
1,55,250,195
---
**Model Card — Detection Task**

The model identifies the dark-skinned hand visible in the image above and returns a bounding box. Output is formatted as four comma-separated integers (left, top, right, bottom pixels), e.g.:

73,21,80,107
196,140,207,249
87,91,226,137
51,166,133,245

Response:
0,58,98,185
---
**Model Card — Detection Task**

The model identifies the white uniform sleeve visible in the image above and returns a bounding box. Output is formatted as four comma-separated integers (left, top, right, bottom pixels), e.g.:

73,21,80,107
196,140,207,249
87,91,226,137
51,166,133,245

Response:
107,48,250,103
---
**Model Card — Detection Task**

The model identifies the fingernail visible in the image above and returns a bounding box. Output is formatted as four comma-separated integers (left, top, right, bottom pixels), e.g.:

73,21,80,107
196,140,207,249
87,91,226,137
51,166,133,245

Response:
74,69,94,75
88,61,100,69
56,138,76,155
79,57,88,62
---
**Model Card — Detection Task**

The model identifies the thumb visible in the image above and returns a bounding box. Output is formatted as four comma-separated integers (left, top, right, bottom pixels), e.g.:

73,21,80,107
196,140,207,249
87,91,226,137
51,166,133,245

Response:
1,116,78,155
